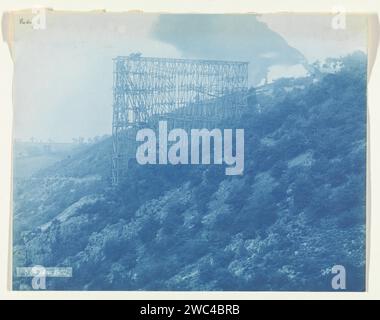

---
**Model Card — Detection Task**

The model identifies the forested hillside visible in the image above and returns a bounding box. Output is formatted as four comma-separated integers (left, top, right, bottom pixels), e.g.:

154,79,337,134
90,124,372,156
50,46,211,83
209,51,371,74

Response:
13,52,366,291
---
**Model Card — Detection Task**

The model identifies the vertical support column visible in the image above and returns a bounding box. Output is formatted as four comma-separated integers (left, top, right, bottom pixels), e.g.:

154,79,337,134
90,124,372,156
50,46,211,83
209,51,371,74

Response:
112,58,128,186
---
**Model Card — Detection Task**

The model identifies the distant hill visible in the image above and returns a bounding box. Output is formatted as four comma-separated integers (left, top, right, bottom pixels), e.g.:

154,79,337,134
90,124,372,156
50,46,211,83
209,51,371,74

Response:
13,52,367,291
13,142,89,179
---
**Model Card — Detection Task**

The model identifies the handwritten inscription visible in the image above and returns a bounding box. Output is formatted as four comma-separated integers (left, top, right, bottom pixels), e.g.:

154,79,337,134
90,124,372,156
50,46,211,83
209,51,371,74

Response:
19,18,32,25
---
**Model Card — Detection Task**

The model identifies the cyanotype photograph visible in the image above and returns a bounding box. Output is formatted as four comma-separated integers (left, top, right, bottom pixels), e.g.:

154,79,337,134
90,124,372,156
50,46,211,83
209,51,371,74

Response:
5,11,367,291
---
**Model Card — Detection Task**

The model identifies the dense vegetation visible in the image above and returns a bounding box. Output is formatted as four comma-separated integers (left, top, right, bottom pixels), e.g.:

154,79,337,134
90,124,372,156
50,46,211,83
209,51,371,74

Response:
13,52,366,291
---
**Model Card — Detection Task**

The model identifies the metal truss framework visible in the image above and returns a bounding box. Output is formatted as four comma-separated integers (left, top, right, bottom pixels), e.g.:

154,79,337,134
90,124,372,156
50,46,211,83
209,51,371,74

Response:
112,55,249,185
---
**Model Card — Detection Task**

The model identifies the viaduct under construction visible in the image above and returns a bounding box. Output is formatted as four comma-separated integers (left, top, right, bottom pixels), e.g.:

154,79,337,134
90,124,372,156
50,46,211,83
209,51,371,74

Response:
112,54,249,185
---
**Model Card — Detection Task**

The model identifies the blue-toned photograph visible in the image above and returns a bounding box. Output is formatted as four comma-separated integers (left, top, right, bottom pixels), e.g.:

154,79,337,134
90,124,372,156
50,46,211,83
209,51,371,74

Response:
8,11,367,291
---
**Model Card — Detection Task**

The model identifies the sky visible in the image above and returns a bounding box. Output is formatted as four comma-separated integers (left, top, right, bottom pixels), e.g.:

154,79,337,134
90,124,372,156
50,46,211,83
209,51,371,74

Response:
7,11,368,142
258,14,367,62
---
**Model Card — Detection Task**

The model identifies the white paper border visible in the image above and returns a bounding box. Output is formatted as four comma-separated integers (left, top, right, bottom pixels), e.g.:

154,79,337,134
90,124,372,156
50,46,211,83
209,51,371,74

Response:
1,0,379,300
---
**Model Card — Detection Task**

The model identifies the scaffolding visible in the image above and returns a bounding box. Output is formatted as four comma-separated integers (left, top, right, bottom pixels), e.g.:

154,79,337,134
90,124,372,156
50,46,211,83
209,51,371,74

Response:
112,55,249,185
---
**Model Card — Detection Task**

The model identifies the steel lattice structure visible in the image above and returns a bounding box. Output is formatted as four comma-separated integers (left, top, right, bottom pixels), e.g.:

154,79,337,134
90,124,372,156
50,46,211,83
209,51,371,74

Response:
112,54,248,185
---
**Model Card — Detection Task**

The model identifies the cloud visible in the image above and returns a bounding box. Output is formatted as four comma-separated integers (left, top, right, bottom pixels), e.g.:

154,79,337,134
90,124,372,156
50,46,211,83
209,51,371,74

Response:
151,14,307,85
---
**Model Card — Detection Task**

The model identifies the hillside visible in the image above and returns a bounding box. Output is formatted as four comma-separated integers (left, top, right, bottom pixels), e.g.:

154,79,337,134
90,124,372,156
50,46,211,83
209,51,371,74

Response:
13,52,367,291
